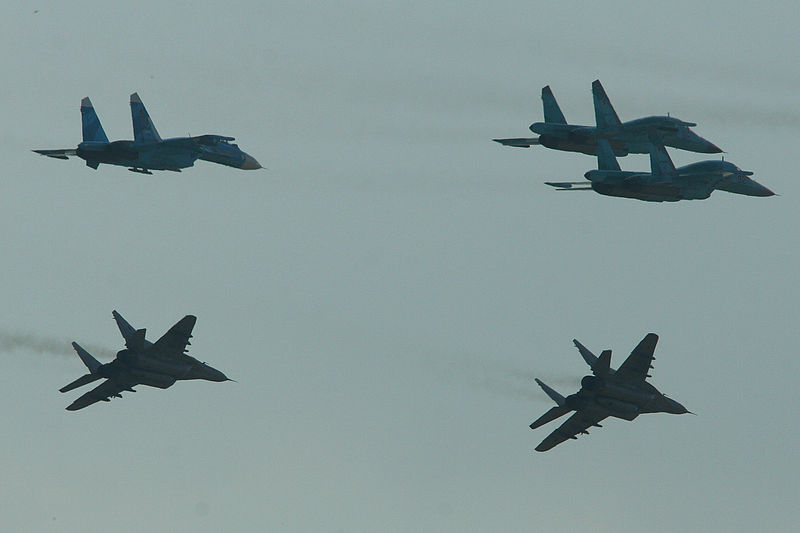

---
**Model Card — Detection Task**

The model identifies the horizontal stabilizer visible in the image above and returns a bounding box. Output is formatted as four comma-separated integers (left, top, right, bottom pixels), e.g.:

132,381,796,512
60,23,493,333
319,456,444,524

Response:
33,149,77,160
530,405,571,429
535,378,565,406
59,373,102,393
545,182,593,190
71,342,101,374
493,137,540,148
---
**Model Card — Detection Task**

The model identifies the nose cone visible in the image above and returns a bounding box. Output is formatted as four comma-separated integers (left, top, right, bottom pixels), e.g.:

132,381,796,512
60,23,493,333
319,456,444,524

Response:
748,180,775,197
204,365,231,382
241,153,262,170
665,397,690,414
702,140,724,154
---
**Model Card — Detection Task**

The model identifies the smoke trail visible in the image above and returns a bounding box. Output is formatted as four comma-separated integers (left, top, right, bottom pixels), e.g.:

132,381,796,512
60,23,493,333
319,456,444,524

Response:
0,329,114,360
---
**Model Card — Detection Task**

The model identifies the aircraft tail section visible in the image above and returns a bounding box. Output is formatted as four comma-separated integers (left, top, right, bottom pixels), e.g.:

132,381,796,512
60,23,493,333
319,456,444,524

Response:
80,97,109,143
130,93,161,143
597,139,621,171
541,86,567,124
71,342,102,374
594,350,612,377
535,378,565,406
573,339,598,367
112,310,136,342
648,139,677,178
592,80,622,131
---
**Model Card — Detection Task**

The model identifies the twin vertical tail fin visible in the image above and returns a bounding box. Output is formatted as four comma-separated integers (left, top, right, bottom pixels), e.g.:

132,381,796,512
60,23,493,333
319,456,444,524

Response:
541,86,567,124
130,93,162,143
648,137,678,178
596,139,621,171
530,378,571,429
59,342,103,393
591,80,622,131
80,97,109,143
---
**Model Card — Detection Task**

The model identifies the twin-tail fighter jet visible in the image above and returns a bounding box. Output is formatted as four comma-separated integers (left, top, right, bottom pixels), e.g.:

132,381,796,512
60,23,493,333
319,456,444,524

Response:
530,334,690,452
60,311,232,411
494,80,721,156
545,136,774,201
34,93,261,173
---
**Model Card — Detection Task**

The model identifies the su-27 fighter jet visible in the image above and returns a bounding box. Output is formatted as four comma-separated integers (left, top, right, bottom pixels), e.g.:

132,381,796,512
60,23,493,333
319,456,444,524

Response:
60,311,231,411
34,93,261,173
545,136,774,201
494,80,721,156
530,334,690,452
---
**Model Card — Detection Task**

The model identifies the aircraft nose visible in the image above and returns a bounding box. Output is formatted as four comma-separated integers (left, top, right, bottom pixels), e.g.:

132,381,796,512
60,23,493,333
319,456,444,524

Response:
241,154,262,170
704,140,723,153
666,397,690,414
749,181,775,197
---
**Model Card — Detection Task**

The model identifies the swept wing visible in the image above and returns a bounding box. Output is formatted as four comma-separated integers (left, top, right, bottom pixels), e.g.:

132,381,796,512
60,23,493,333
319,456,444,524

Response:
536,410,608,452
615,333,658,382
152,315,196,359
66,378,137,411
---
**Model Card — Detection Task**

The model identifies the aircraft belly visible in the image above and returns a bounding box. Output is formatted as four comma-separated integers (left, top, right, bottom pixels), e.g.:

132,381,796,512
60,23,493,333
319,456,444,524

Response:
126,368,176,389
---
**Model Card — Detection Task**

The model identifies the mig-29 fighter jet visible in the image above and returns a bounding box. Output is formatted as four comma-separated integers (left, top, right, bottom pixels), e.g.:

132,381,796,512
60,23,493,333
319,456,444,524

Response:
60,311,231,411
494,80,721,156
530,334,690,452
545,137,774,201
34,93,261,173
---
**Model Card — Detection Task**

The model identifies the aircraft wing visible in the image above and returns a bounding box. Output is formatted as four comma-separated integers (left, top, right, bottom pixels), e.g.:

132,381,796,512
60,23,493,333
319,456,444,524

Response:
33,149,77,160
615,333,658,382
65,378,136,411
535,410,608,452
152,315,196,359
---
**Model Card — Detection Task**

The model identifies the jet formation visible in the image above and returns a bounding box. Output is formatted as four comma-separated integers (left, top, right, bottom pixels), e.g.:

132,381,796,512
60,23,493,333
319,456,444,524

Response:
34,93,261,173
494,79,773,202
60,311,231,411
545,136,773,201
530,334,690,452
495,80,721,156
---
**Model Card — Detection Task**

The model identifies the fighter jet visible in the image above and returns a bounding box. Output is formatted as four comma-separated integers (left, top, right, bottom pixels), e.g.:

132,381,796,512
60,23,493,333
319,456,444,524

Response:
530,334,690,452
545,137,774,201
60,311,231,411
34,93,261,173
494,80,721,155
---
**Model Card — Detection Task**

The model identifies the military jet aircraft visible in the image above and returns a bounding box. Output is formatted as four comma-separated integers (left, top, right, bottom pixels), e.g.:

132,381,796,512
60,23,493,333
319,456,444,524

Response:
34,93,261,173
60,311,231,411
545,136,773,201
530,334,690,452
494,80,721,155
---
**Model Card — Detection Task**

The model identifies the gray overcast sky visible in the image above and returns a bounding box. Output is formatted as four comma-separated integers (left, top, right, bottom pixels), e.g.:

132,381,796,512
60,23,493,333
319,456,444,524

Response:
1,1,798,531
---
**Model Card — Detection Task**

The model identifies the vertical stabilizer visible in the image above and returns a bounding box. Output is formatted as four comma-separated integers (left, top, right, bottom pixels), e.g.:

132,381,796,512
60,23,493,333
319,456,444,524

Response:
591,80,622,131
594,350,612,377
71,342,101,374
130,93,161,143
541,86,567,124
80,97,109,143
535,378,566,406
596,139,621,171
573,339,598,367
648,139,677,178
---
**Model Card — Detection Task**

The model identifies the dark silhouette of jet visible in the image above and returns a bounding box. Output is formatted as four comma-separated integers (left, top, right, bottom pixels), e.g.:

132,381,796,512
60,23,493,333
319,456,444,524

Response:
60,311,231,411
530,334,690,451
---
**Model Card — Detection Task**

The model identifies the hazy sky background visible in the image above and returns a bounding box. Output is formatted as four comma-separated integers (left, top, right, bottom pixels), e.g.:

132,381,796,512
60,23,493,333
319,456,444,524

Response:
1,1,798,531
